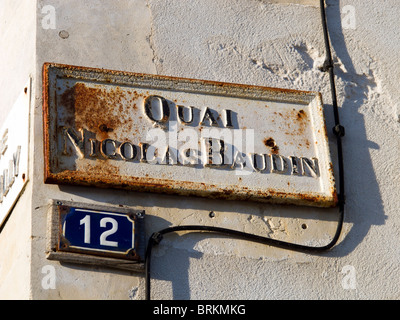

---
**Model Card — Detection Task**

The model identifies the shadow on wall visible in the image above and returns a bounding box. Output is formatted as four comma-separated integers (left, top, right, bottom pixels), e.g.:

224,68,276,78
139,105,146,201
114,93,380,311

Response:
147,0,388,298
325,0,386,256
55,1,386,299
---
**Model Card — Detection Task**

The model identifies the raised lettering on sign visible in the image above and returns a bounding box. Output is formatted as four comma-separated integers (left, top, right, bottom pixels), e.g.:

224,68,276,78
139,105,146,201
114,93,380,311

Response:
61,125,319,178
0,146,21,203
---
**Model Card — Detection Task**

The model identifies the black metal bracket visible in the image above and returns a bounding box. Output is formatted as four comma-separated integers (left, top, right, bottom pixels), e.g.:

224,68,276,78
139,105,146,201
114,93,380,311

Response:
333,124,345,137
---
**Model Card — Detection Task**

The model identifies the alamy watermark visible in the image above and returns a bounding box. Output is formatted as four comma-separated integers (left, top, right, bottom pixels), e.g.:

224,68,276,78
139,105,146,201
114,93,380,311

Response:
341,5,356,30
41,5,56,30
41,265,56,290
341,265,357,290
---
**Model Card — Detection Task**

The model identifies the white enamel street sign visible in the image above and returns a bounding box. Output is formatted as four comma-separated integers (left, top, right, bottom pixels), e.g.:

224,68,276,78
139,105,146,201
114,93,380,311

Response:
0,80,30,227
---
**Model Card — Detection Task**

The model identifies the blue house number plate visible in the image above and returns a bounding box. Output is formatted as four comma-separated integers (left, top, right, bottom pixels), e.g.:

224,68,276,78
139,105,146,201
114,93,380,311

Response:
57,204,145,261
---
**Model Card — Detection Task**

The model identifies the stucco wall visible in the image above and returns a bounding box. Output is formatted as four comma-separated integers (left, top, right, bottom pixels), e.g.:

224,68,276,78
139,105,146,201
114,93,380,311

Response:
0,0,399,300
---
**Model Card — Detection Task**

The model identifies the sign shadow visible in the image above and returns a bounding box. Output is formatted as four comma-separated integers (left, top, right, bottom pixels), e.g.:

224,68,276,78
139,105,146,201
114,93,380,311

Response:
321,0,386,255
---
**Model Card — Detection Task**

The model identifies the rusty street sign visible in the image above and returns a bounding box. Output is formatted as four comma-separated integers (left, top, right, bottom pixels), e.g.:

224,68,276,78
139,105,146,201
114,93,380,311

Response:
43,63,337,207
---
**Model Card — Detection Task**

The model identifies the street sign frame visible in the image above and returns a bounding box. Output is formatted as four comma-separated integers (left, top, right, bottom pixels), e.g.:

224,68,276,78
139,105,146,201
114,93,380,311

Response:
46,200,146,272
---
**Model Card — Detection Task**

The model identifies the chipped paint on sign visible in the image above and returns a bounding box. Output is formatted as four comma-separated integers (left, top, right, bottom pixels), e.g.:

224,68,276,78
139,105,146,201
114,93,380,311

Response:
43,63,337,207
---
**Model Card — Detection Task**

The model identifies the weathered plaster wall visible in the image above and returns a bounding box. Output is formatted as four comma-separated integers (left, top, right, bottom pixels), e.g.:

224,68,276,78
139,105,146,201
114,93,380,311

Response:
0,0,36,125
139,0,400,299
0,185,33,299
1,0,399,300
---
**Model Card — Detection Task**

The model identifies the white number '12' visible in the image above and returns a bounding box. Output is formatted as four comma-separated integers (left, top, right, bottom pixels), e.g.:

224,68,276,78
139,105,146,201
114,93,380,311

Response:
80,215,119,247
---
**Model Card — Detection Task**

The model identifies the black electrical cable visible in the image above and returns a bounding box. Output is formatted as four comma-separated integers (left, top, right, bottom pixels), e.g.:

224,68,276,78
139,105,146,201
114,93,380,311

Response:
145,0,345,300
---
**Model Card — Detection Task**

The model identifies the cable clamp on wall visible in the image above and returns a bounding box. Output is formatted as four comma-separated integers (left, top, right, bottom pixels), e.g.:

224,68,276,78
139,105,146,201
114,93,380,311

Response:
318,59,333,72
150,232,163,245
333,124,345,137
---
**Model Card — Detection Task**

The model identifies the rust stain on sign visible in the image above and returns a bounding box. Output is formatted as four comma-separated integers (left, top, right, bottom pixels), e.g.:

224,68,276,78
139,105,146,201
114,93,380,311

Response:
43,63,337,207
